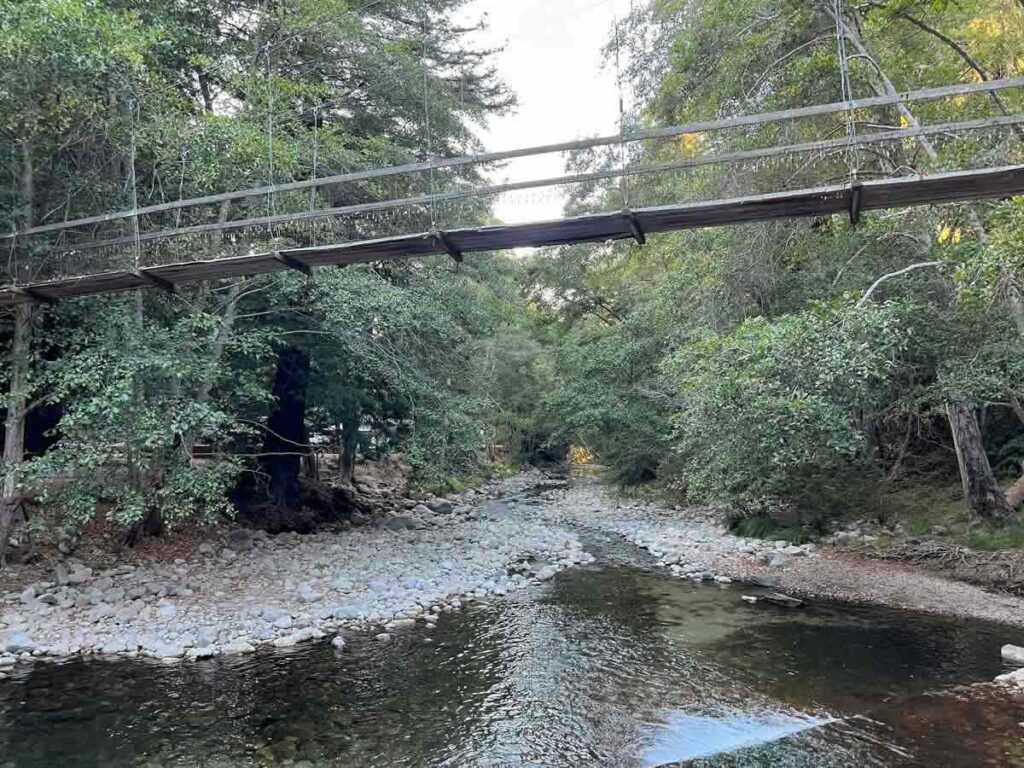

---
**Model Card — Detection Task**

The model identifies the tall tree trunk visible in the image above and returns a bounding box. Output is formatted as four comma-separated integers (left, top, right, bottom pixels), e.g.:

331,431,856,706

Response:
1,141,37,566
946,399,1014,522
1,304,33,564
262,346,310,510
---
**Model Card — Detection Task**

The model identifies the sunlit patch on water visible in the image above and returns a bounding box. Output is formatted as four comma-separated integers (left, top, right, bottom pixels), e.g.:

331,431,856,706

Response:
642,710,834,766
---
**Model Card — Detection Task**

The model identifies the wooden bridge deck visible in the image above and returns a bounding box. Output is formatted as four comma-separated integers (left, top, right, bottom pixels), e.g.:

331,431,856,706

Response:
3,165,1023,307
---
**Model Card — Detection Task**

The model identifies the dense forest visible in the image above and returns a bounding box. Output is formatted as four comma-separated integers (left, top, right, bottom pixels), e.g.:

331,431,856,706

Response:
1,0,1023,556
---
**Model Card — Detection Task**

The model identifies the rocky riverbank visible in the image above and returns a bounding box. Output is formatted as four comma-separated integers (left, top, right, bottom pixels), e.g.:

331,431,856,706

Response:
533,480,1024,630
3,470,1023,675
0,471,590,668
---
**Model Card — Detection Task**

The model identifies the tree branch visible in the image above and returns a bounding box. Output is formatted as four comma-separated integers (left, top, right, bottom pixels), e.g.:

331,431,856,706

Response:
856,261,942,307
859,1,1024,140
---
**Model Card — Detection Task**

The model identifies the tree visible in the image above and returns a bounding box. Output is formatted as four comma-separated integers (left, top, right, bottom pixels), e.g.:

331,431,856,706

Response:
532,0,1024,522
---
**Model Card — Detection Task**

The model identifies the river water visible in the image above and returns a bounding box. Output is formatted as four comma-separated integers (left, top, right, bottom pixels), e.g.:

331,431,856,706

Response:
0,527,1022,767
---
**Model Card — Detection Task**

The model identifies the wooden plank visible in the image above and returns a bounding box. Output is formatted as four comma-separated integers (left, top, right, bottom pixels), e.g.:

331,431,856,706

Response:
3,78,1022,243
1,165,1022,307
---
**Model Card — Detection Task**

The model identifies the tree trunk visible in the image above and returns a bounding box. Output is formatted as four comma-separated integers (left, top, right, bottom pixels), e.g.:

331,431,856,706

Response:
262,346,310,510
1,304,33,565
946,399,1014,522
339,417,359,484
1006,466,1024,510
2,141,37,566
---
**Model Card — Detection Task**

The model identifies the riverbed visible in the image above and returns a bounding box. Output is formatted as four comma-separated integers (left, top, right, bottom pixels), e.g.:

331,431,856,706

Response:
1,521,1023,767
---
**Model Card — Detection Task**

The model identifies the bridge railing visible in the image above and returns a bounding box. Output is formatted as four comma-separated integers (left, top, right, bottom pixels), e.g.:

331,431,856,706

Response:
2,77,1023,286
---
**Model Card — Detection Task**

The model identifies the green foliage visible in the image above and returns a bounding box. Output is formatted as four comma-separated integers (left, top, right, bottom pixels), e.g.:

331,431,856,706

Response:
966,526,1024,551
729,516,810,545
27,298,241,530
663,301,910,504
0,0,532,534
528,0,1024,530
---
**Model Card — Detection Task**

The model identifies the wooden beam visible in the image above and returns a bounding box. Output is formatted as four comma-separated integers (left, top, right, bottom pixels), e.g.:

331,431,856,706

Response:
430,229,463,262
1,165,1022,307
133,269,176,294
11,286,56,305
272,252,312,276
623,211,646,245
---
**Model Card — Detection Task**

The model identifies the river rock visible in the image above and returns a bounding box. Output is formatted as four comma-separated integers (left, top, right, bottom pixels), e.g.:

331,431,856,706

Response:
385,618,416,631
996,668,1024,688
67,567,92,585
384,515,418,531
535,565,557,581
331,636,346,650
297,583,322,603
5,632,33,653
226,529,256,552
223,641,255,655
427,499,454,515
375,633,392,642
482,501,508,520
1002,645,1024,665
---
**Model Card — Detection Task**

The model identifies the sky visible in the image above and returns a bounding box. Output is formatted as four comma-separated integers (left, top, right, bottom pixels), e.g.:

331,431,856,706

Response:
460,0,636,223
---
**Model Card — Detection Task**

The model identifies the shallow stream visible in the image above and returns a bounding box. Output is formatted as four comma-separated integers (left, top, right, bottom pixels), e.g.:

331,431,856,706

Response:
1,518,1022,767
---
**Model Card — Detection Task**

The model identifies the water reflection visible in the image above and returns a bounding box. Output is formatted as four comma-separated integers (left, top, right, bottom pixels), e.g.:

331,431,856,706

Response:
0,558,1021,767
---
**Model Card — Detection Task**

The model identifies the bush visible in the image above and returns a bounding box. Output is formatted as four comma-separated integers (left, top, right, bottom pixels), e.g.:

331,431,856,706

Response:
663,300,910,507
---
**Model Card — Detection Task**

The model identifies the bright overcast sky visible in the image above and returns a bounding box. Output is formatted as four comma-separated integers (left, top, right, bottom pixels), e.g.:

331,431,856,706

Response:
460,0,636,223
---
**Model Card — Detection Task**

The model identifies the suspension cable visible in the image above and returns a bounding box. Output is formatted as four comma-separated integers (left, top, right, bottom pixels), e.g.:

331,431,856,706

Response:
833,0,861,180
422,17,437,229
175,146,188,229
265,41,277,244
128,95,142,270
614,12,631,210
310,105,321,245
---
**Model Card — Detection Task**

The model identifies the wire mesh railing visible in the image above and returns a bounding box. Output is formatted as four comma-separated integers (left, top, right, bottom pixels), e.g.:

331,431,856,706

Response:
2,77,1023,289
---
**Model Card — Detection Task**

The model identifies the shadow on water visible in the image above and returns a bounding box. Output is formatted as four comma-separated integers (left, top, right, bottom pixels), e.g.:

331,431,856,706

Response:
0,532,1023,767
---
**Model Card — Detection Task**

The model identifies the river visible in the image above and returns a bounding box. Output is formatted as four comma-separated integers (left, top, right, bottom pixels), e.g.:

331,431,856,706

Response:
0,521,1022,766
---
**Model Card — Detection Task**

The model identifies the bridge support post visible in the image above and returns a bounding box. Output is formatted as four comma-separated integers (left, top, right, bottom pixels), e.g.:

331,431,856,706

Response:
848,182,863,227
623,210,646,245
430,229,463,263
